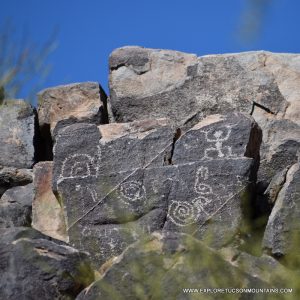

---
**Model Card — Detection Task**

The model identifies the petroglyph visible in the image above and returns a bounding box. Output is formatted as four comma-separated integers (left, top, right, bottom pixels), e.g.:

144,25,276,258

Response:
59,154,98,180
168,165,216,226
201,126,236,159
117,181,146,205
167,200,201,227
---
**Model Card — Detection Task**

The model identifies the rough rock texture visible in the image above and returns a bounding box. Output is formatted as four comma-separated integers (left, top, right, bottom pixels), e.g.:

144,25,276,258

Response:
262,163,300,258
0,166,32,197
109,47,300,187
38,82,108,136
53,113,260,266
0,100,37,168
53,119,175,266
0,184,33,228
77,232,273,300
0,227,95,300
32,161,67,241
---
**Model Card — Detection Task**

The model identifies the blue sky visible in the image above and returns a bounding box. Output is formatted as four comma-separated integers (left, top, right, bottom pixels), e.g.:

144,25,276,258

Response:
1,0,300,102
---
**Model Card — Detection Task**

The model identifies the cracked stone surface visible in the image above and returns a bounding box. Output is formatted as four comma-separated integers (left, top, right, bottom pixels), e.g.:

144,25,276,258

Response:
0,100,37,169
109,47,300,187
53,113,261,267
0,227,94,300
77,232,274,300
262,163,300,258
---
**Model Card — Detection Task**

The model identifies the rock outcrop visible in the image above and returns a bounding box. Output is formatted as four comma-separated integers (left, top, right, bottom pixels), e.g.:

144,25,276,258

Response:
109,47,300,188
52,112,261,266
1,47,300,299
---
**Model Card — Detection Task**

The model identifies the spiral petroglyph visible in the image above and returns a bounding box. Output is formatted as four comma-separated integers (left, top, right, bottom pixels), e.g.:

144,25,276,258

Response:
167,200,201,227
117,181,146,204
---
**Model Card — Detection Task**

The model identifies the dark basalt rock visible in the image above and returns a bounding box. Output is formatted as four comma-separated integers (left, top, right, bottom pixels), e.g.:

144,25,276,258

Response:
77,232,274,300
0,100,37,169
0,227,95,300
0,183,33,228
53,113,261,267
262,163,300,260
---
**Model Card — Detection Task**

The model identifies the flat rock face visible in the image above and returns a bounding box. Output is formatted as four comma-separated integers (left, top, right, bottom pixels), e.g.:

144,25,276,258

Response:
109,47,300,187
77,232,272,300
0,166,32,197
53,113,260,266
0,100,36,168
38,82,108,137
262,163,300,258
32,161,67,241
0,184,33,228
0,227,94,300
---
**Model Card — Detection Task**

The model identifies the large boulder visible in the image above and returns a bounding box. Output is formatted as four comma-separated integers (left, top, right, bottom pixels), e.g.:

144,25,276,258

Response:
0,227,94,300
0,184,33,228
53,118,175,267
53,113,261,267
109,47,300,187
262,163,300,262
0,100,37,168
38,82,108,136
32,161,67,241
77,232,277,300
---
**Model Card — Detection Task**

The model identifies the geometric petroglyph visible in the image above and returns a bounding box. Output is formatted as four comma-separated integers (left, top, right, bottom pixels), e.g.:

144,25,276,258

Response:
117,181,146,205
168,165,215,227
194,166,212,194
201,126,236,159
59,153,98,181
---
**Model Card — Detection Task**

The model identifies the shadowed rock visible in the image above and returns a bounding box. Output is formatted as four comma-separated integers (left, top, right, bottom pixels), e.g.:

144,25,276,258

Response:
0,184,33,228
77,232,274,300
262,163,300,260
0,227,94,300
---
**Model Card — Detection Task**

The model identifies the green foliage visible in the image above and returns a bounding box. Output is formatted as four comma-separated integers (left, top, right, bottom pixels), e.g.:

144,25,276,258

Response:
0,21,56,104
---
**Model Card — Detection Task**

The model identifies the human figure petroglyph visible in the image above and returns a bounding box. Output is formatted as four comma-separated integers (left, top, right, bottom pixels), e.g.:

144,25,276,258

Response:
117,181,146,205
201,126,236,159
